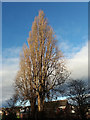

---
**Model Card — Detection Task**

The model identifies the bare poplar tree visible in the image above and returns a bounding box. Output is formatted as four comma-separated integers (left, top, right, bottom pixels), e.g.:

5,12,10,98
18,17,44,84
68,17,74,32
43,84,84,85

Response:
15,10,69,113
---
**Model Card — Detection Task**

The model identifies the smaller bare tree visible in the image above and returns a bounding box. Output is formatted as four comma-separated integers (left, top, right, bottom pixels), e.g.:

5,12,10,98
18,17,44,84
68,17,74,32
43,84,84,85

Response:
6,94,18,108
66,80,89,120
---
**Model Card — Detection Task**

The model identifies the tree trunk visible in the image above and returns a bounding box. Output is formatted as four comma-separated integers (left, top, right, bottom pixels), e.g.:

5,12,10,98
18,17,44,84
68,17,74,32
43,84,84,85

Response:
30,99,36,119
38,94,44,112
37,94,45,120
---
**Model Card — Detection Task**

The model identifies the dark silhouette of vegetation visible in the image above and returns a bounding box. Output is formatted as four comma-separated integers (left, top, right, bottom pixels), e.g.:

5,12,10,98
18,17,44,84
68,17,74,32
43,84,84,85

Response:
65,79,90,120
6,94,18,108
2,110,17,120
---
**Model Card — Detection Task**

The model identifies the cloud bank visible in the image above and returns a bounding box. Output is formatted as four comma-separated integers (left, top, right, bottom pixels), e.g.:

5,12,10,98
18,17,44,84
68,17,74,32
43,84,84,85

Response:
0,42,88,107
1,47,21,107
67,42,88,81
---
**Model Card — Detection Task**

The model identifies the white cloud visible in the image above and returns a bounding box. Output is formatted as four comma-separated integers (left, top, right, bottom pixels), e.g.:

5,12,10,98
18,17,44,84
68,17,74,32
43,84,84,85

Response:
57,34,83,59
58,34,88,81
67,42,88,81
0,47,21,107
2,47,21,58
59,41,70,51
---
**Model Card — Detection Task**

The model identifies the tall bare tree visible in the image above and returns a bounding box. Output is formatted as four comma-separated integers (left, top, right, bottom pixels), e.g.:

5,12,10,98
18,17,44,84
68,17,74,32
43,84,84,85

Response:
15,10,69,113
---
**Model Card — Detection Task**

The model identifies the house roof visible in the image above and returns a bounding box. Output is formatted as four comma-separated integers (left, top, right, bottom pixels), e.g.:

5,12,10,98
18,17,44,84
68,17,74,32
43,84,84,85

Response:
44,100,68,110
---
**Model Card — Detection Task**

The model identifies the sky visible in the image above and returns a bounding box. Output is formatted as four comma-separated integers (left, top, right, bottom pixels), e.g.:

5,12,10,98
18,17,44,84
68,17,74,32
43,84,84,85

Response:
1,2,88,107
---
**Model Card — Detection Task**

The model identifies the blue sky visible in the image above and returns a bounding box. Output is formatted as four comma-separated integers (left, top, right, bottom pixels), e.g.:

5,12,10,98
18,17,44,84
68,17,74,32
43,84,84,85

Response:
2,2,88,51
1,2,88,107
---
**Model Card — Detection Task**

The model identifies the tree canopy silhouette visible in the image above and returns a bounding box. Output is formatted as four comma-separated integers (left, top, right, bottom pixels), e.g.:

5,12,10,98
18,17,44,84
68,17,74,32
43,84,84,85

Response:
66,80,89,120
